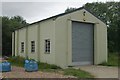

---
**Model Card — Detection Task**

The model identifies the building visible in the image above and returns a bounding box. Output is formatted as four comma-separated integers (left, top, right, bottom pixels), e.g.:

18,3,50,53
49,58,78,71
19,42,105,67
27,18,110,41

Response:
12,7,107,68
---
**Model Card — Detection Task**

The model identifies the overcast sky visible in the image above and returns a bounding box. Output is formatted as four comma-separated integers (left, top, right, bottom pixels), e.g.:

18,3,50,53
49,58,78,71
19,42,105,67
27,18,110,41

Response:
1,0,119,23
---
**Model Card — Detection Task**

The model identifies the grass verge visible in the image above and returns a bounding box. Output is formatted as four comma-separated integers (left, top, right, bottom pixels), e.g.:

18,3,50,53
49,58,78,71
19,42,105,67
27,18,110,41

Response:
64,68,94,78
99,52,119,66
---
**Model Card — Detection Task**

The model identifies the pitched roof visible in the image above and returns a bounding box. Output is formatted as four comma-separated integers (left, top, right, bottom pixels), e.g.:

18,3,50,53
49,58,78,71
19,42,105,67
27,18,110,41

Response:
13,7,106,31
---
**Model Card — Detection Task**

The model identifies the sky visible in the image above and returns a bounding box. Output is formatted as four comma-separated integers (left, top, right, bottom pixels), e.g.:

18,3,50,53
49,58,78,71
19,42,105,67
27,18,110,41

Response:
1,0,120,23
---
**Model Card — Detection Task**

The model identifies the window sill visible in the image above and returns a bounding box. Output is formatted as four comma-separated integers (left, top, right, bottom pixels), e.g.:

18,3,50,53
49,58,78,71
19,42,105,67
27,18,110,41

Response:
31,52,35,54
44,52,50,54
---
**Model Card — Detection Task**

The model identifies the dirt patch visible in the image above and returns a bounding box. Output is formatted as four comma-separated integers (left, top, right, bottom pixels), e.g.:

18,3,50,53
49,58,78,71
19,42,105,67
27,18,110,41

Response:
1,66,75,78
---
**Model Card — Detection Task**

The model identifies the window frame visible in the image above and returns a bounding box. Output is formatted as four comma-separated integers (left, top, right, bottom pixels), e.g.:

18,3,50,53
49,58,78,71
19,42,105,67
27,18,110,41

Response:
21,42,24,53
45,39,50,54
31,41,35,53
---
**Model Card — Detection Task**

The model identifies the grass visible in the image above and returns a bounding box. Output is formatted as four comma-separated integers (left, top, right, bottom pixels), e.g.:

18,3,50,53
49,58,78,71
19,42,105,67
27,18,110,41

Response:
37,61,61,70
8,56,25,67
7,56,94,78
7,56,61,69
64,68,94,78
99,52,119,66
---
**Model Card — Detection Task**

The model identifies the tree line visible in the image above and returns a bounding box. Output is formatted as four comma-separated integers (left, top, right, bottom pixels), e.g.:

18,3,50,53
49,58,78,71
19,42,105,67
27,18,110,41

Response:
2,2,120,56
2,16,28,56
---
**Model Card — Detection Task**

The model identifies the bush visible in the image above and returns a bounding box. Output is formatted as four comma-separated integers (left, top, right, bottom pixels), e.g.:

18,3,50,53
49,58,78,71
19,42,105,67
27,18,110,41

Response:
38,61,61,70
8,56,25,67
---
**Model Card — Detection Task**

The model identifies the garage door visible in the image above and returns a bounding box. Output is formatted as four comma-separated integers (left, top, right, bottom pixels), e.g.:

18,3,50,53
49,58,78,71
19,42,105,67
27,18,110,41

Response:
72,21,94,65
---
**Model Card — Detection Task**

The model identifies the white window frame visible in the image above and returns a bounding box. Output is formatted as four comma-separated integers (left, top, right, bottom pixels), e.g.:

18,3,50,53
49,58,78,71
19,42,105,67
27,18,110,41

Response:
31,41,35,53
21,42,24,53
45,39,50,53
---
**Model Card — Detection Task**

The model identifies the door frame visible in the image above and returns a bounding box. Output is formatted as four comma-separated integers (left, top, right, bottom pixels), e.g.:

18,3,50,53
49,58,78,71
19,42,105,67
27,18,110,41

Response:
68,20,95,66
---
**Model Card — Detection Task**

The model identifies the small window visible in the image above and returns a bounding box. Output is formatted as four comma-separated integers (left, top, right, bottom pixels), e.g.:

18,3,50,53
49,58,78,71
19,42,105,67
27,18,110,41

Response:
31,41,35,53
21,42,24,53
45,39,50,53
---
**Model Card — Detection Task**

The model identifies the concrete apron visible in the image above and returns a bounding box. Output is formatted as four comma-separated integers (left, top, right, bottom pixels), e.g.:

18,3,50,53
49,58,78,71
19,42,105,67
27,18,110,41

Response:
73,65,118,78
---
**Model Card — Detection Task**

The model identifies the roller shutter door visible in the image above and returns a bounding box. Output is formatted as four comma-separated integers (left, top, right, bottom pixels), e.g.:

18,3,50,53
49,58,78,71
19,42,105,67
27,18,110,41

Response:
72,21,94,65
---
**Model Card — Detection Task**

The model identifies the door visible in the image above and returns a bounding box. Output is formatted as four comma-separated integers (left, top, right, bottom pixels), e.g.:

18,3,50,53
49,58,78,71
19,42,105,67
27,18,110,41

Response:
72,21,94,65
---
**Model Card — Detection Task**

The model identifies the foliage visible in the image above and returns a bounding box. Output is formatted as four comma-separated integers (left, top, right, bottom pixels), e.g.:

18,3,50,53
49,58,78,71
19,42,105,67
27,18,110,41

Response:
8,56,25,67
99,52,119,66
84,2,120,52
38,61,61,70
65,7,76,13
2,16,28,56
64,68,94,78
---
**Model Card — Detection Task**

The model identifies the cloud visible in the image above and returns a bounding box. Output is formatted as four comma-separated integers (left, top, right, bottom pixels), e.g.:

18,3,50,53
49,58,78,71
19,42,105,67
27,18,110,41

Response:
2,2,84,23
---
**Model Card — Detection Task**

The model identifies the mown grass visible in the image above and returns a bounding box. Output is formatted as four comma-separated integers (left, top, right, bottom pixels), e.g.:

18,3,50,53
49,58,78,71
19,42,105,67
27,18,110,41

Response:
7,56,94,78
99,52,119,66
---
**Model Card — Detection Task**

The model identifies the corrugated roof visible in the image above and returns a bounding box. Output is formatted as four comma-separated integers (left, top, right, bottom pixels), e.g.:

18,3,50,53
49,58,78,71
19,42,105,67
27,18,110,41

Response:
13,7,106,31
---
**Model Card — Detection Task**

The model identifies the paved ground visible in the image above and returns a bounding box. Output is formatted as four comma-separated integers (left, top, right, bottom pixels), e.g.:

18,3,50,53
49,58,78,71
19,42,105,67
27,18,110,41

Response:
74,65,118,78
1,66,75,78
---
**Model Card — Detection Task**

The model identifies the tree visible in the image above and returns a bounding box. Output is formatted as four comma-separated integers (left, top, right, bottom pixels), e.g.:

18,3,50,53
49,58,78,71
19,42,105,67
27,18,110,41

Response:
65,7,76,13
2,16,28,56
84,2,120,52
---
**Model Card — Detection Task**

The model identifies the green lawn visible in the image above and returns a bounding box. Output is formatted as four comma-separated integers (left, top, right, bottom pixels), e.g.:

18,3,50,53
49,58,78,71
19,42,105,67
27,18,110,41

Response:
7,56,94,78
99,52,119,66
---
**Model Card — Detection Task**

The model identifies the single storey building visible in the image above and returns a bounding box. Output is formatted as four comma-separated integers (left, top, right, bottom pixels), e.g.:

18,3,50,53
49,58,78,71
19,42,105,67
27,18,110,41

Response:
12,7,107,68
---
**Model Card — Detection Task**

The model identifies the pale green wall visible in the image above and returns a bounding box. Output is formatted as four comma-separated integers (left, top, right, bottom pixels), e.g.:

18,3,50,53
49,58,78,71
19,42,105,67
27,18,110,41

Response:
27,24,38,61
18,28,26,57
39,19,56,64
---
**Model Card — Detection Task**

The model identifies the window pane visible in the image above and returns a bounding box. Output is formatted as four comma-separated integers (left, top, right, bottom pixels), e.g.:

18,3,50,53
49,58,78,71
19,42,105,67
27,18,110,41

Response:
45,39,50,53
31,41,35,53
21,42,24,53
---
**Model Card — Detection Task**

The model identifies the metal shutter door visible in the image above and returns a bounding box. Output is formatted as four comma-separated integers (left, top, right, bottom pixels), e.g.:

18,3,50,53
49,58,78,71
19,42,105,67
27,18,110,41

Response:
72,21,94,65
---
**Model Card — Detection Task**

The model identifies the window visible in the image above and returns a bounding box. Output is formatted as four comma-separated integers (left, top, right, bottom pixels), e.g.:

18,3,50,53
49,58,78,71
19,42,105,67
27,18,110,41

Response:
21,42,24,53
31,41,35,53
45,39,50,53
